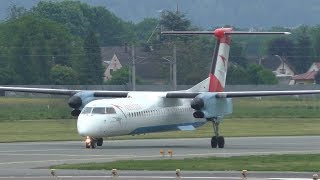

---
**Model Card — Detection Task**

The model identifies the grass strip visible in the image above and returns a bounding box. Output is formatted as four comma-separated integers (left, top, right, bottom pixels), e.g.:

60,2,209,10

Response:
51,154,320,172
1,117,320,142
1,97,320,120
0,119,80,142
109,117,320,139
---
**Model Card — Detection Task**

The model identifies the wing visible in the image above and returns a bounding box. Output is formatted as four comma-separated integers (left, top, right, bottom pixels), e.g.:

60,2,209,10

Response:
166,90,320,98
2,86,320,99
0,86,129,97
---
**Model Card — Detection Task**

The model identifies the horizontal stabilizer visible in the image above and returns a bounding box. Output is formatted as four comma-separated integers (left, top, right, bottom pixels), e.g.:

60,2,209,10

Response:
215,90,320,98
161,31,290,36
178,125,196,131
161,31,213,35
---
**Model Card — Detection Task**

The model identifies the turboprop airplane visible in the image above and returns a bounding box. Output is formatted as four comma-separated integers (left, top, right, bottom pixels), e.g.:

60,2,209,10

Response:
1,28,320,149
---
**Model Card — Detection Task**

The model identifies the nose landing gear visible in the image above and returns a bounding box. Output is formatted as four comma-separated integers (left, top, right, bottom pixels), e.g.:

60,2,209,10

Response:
85,137,104,148
85,136,96,149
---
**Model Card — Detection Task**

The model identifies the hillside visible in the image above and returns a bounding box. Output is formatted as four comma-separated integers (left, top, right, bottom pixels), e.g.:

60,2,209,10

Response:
1,0,320,28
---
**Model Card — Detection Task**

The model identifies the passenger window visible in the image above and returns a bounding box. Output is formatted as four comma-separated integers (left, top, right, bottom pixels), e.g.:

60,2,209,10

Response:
92,107,105,114
81,107,92,114
106,107,116,114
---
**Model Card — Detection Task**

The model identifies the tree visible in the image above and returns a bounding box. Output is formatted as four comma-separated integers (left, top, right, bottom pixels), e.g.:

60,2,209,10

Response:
79,31,104,84
0,68,15,84
266,37,299,73
267,37,294,58
159,10,191,43
294,26,313,73
175,38,213,85
105,66,130,85
257,68,278,84
229,40,247,67
226,64,249,85
50,65,79,85
135,18,159,43
315,71,320,84
0,14,82,84
160,10,190,31
32,1,136,46
311,26,320,58
7,5,27,20
246,64,278,84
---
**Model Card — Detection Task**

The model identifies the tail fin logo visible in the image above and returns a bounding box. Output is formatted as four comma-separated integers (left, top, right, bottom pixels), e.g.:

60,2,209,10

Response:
219,55,227,68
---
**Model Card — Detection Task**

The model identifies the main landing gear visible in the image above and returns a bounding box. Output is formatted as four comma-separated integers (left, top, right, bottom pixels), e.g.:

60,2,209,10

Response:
210,118,225,148
85,136,103,149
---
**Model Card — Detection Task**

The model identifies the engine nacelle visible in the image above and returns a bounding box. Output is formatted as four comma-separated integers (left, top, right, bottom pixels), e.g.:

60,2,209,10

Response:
191,92,233,119
68,91,95,116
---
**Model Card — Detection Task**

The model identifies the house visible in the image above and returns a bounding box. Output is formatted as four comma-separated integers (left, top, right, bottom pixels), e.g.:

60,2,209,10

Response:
100,45,172,83
291,62,320,84
104,54,123,81
259,56,296,84
307,62,320,72
101,46,130,81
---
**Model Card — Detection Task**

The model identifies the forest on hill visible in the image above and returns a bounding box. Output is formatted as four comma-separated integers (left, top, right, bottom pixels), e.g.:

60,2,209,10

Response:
0,1,319,85
1,0,320,28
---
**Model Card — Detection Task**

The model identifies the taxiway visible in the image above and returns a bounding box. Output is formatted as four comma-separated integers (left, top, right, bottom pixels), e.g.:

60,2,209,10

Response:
0,136,319,179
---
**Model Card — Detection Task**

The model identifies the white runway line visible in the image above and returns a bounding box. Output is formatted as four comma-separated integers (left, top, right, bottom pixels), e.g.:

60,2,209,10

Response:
268,178,312,180
0,176,243,179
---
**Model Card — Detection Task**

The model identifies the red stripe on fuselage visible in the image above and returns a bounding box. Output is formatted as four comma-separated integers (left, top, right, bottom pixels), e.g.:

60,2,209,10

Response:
209,73,224,92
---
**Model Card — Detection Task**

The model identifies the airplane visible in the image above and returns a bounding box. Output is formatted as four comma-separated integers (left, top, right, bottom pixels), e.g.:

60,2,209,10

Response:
1,27,320,149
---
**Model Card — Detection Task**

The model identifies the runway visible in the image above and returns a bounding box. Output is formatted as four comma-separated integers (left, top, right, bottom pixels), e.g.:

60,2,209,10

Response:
0,136,319,179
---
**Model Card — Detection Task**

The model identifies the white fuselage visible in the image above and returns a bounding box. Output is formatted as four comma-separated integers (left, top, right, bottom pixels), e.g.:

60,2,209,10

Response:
77,92,207,138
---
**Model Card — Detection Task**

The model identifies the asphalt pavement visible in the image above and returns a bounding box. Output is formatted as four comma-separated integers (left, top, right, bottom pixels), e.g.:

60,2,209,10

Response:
0,136,319,179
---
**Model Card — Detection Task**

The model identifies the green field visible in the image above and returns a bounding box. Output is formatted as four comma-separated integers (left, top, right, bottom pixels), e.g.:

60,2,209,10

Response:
0,97,72,120
0,96,320,142
1,118,320,142
1,96,320,120
51,154,320,172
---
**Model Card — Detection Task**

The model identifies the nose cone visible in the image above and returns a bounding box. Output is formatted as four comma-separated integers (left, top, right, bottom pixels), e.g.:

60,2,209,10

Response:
77,115,104,137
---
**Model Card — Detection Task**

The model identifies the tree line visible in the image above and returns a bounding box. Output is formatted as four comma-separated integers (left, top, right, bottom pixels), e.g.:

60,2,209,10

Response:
0,1,132,85
0,1,319,85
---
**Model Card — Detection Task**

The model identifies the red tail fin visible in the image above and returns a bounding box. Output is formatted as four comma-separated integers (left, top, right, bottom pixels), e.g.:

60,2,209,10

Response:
209,28,232,92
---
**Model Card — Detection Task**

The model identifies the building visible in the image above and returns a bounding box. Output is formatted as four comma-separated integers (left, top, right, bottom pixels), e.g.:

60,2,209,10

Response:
259,56,295,84
291,62,320,84
101,45,172,83
101,46,129,81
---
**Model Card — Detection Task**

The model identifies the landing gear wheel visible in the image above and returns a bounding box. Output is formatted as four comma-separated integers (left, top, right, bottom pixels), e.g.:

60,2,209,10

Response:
217,136,225,148
210,119,225,148
97,138,103,146
90,143,96,149
211,136,218,148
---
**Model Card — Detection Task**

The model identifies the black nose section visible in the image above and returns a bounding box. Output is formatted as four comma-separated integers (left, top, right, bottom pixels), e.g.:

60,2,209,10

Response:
191,98,204,110
68,96,82,109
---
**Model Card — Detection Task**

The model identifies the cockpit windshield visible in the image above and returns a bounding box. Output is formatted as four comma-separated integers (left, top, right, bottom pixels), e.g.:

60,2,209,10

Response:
106,107,116,114
81,107,117,115
81,107,92,114
92,107,105,114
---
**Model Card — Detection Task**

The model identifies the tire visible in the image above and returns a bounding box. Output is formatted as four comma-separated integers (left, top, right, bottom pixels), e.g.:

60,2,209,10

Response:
97,138,103,146
211,136,218,148
85,143,90,148
217,136,225,148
